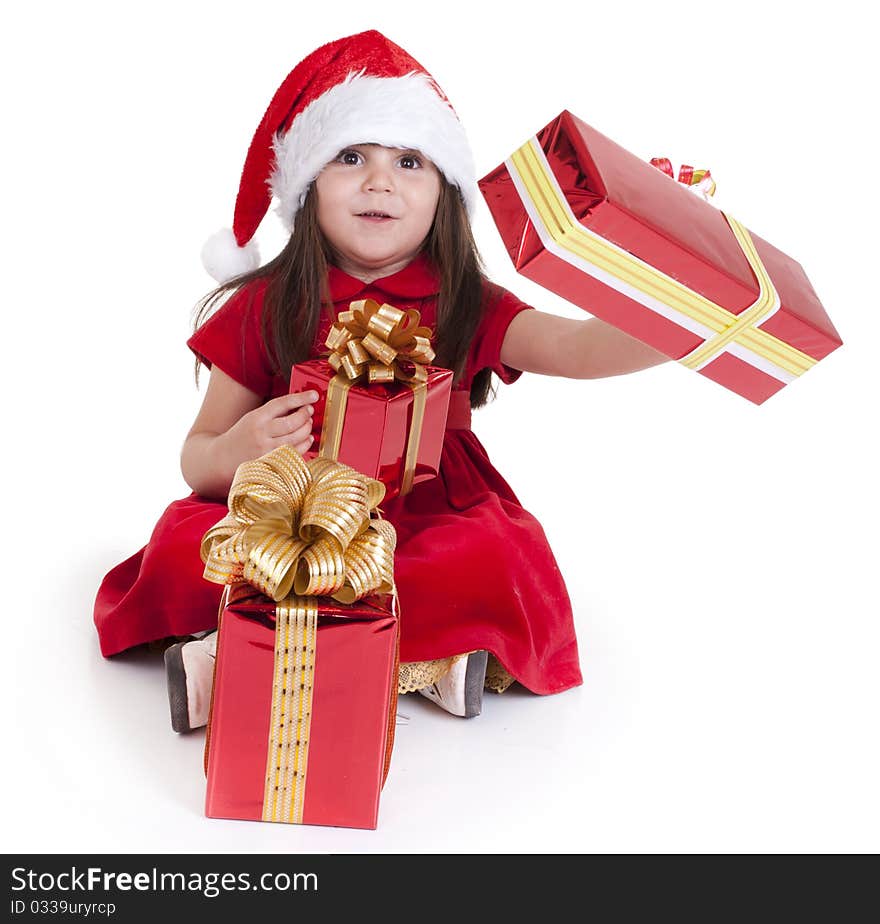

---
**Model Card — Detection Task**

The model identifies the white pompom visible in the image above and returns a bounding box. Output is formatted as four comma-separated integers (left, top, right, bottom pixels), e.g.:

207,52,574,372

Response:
200,228,261,283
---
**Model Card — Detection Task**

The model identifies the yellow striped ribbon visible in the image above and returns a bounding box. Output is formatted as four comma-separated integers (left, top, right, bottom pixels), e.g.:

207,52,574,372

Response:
508,138,816,379
262,596,318,825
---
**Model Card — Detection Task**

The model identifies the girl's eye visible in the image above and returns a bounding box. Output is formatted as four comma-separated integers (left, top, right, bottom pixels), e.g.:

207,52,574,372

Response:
399,154,421,169
337,149,362,166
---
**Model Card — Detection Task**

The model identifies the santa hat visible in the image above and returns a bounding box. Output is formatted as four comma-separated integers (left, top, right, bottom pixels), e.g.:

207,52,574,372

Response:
201,29,477,283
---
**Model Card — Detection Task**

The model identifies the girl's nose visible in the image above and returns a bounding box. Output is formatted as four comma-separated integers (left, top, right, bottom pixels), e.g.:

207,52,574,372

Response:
363,162,394,193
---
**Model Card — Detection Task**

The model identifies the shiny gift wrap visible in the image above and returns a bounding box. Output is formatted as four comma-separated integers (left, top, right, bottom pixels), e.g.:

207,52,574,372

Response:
290,300,453,500
479,110,842,404
204,585,398,830
201,445,399,829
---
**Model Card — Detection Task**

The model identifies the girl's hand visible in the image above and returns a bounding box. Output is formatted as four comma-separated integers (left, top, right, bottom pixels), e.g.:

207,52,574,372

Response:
182,368,320,499
219,390,319,468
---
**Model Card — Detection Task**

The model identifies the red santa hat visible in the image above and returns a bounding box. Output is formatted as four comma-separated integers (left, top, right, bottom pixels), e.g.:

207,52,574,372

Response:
201,29,478,283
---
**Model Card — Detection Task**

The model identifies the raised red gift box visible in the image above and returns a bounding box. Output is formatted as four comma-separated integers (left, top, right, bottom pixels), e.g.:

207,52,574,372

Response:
479,110,842,404
205,586,398,830
290,358,452,499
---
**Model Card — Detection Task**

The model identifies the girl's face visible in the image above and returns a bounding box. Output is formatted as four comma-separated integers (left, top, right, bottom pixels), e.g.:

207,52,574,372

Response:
315,144,441,281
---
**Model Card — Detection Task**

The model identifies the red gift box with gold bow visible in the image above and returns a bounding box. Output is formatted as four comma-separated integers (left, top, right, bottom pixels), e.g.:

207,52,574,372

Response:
290,298,452,500
202,447,399,829
205,586,397,829
478,110,842,404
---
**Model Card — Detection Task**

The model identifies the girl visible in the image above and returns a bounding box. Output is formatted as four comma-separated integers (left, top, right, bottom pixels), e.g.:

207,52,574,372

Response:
93,29,668,729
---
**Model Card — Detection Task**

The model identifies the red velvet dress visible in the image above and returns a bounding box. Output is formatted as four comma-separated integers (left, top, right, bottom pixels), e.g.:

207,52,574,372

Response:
93,254,583,695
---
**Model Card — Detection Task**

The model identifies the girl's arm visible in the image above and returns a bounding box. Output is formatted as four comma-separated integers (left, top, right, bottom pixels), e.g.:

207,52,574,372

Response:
181,367,318,499
499,309,669,379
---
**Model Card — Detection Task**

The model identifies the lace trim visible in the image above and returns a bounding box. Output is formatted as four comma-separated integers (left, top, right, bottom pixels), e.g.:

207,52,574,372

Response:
398,652,517,695
484,653,516,693
398,655,466,694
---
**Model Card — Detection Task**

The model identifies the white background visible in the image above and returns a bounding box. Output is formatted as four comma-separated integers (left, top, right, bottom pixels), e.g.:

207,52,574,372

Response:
3,0,877,854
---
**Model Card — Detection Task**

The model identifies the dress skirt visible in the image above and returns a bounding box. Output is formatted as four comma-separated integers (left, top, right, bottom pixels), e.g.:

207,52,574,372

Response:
94,428,583,696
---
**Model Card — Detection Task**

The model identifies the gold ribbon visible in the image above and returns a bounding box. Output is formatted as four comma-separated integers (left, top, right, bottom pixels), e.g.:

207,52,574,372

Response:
508,137,817,382
201,445,394,605
201,445,397,823
325,298,435,385
262,594,318,824
320,299,436,496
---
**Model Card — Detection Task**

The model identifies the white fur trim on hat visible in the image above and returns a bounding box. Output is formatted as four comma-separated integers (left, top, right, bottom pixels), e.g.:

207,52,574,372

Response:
201,228,261,284
269,71,477,231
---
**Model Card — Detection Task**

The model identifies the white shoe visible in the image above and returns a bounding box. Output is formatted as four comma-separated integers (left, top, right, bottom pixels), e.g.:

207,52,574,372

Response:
417,651,488,718
164,631,217,733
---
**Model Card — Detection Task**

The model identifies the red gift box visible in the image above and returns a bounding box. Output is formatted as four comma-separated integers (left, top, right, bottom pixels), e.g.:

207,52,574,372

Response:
290,358,452,500
205,585,398,830
479,110,842,404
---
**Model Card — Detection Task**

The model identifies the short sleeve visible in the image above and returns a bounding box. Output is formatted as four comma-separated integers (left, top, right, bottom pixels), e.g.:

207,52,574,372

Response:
467,281,535,385
187,280,275,399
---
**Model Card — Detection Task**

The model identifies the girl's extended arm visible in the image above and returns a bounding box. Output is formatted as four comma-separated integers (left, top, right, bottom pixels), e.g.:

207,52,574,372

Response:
500,309,669,379
181,367,318,500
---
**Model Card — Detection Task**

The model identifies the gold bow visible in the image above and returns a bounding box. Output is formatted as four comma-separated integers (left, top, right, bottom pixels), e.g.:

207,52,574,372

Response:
201,445,395,604
320,300,437,496
325,298,435,386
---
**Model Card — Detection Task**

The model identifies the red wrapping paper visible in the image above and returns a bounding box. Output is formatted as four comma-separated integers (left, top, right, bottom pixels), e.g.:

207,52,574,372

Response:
290,358,452,499
479,110,842,404
205,587,398,830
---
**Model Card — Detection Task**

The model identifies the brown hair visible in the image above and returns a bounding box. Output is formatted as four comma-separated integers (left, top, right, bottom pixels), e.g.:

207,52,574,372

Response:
194,173,495,408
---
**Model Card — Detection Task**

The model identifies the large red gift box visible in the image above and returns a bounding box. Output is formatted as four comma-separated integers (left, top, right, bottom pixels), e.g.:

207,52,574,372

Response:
290,357,452,500
478,110,842,404
205,585,398,829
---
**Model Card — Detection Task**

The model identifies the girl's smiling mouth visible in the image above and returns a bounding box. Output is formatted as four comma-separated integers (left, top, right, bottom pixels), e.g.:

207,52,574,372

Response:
357,211,397,221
